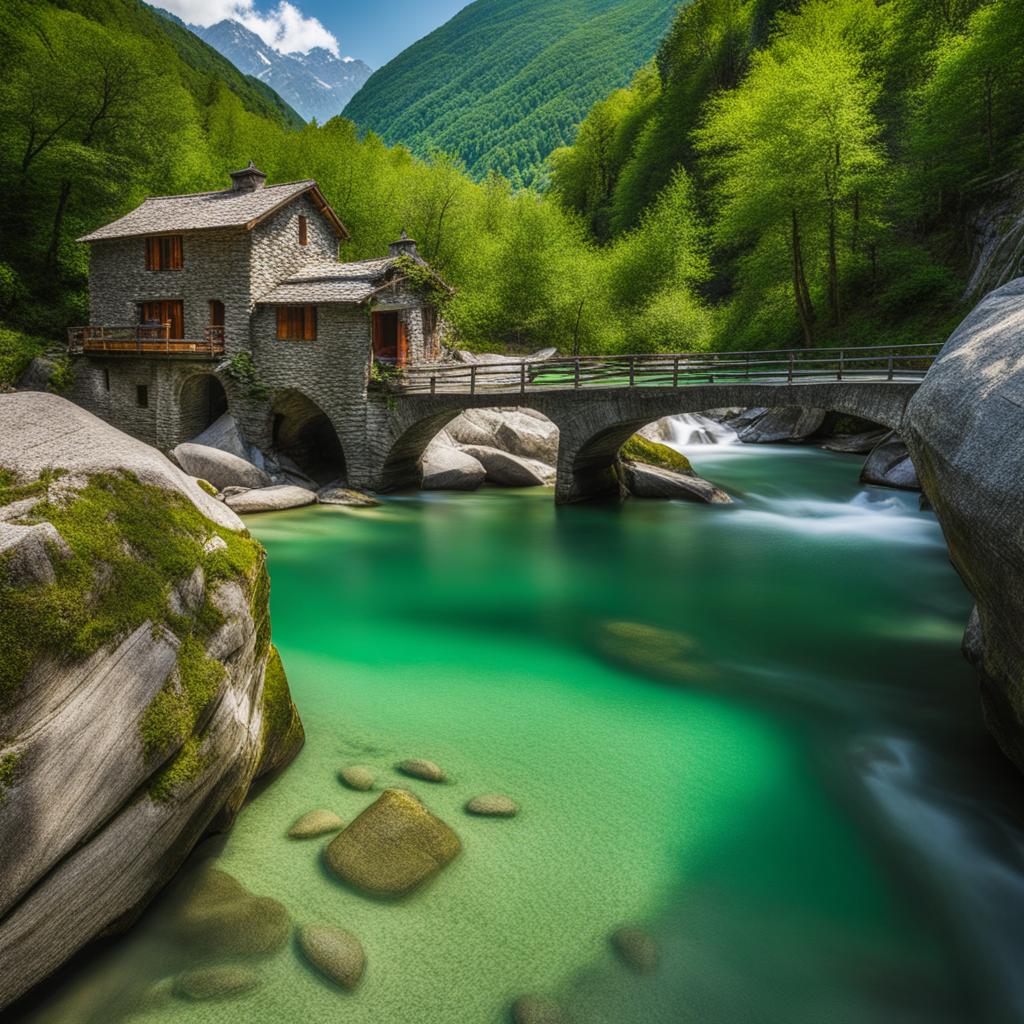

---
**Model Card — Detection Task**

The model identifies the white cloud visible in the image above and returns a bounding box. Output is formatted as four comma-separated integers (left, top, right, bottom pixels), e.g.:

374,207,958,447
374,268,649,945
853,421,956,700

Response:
159,0,339,56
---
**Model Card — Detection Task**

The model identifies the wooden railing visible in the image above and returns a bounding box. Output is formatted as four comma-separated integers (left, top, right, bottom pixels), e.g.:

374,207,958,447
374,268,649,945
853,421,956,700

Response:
68,324,225,357
396,343,941,395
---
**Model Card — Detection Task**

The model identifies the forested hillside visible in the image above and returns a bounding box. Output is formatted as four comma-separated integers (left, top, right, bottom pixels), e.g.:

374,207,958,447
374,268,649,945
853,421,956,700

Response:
342,0,678,187
551,0,1024,350
4,0,1024,387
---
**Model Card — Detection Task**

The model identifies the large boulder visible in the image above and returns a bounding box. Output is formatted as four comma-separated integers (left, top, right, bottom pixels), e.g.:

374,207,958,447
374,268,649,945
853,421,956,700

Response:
860,434,920,491
323,789,461,898
188,413,250,463
733,406,827,443
172,442,270,492
224,485,317,514
457,445,555,487
419,433,486,491
447,408,559,465
903,278,1024,772
0,393,303,1010
621,462,732,504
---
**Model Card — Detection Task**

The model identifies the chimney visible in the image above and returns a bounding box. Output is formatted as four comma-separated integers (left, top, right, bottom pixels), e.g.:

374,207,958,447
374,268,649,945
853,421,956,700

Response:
388,228,419,259
228,161,267,192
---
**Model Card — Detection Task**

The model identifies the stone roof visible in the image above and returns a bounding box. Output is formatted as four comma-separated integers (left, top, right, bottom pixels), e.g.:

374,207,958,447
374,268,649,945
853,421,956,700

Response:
256,256,406,305
77,180,348,242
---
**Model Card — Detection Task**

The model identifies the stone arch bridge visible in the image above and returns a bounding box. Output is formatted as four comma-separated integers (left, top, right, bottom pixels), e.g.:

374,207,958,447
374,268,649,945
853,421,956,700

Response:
366,345,936,503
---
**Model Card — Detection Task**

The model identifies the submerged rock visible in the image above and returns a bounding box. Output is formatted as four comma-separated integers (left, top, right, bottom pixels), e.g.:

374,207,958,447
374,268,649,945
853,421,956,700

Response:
317,485,380,507
297,924,366,990
512,994,572,1024
596,621,716,685
163,866,291,957
172,442,270,491
324,788,461,898
339,765,376,791
860,434,920,491
172,965,261,1001
225,484,318,513
465,794,519,817
397,757,447,782
621,462,732,504
288,810,345,839
611,926,659,974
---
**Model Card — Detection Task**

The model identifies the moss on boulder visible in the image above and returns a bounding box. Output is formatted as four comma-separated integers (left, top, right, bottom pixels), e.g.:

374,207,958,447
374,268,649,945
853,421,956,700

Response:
620,435,692,474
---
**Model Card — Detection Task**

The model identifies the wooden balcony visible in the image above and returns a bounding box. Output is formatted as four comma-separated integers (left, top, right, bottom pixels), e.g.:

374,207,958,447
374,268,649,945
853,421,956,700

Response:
67,324,225,358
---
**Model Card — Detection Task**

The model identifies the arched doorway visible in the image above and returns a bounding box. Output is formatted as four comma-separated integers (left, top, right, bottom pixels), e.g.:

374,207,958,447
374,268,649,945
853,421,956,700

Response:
179,373,228,440
270,390,346,484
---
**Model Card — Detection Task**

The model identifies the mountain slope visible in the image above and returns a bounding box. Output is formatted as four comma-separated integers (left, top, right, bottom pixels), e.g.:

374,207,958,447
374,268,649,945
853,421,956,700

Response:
186,18,372,124
342,0,679,187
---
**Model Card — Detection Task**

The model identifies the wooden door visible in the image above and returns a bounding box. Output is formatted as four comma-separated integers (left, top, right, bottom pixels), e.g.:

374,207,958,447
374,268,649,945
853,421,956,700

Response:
142,300,184,339
371,311,398,361
397,321,409,367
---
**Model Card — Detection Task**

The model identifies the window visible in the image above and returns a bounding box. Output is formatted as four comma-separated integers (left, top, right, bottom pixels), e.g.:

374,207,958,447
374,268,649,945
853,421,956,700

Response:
298,215,308,246
208,300,225,327
276,305,317,341
141,300,184,340
145,235,183,270
136,384,149,408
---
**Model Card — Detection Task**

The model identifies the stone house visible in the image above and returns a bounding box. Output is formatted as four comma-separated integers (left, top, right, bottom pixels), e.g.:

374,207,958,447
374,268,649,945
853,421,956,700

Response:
67,163,448,483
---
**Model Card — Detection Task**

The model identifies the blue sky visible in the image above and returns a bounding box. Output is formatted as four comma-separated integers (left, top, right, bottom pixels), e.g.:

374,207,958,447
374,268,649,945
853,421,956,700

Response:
158,0,470,68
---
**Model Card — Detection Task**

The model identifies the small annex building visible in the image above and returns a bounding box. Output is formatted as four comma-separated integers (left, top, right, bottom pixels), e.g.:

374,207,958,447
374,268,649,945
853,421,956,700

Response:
66,163,450,484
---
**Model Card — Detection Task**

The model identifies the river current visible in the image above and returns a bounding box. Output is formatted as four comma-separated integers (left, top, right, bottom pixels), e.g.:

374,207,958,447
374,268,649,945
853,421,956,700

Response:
14,418,1024,1024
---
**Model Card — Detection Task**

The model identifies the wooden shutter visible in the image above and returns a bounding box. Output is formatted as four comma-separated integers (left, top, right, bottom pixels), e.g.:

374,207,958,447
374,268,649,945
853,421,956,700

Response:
298,216,308,246
397,321,408,366
168,235,183,269
303,305,317,340
277,307,288,340
145,238,159,270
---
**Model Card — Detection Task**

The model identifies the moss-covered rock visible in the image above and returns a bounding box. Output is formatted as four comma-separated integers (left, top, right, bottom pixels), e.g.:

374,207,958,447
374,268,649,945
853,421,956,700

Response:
620,435,692,474
324,789,461,898
172,965,261,1001
288,810,345,839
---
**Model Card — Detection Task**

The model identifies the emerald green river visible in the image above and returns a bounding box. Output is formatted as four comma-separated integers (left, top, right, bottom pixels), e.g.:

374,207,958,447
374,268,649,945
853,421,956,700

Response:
16,437,1024,1024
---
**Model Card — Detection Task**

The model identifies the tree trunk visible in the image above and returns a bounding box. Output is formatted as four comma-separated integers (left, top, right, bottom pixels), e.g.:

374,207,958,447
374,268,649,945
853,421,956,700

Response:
790,208,815,348
827,200,840,326
45,179,73,273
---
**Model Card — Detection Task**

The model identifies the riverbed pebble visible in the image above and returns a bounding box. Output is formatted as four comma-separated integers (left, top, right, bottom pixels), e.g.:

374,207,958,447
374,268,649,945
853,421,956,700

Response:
298,924,366,990
397,758,447,782
511,994,571,1024
287,810,345,839
465,794,519,817
324,788,461,897
611,926,659,974
172,965,261,1001
339,765,376,791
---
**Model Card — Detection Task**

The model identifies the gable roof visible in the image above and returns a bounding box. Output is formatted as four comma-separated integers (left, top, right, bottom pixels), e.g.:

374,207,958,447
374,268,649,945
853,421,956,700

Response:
77,180,349,242
256,255,450,306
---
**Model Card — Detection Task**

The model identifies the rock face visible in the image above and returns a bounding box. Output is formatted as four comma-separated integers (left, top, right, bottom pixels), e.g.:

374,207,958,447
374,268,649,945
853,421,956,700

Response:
903,278,1024,772
225,484,318,513
419,432,486,491
172,442,271,491
323,789,461,898
621,462,732,504
860,434,921,491
298,924,366,990
0,393,303,1010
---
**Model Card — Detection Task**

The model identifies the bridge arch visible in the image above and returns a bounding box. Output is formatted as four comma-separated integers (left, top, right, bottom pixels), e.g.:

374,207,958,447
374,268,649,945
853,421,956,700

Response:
269,388,346,484
176,371,229,440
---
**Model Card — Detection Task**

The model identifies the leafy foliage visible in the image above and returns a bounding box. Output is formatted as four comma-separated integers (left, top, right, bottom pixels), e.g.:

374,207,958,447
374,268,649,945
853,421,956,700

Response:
342,0,678,188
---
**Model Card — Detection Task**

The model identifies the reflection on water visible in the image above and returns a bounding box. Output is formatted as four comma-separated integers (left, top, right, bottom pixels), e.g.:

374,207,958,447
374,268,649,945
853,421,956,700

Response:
11,445,1024,1024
